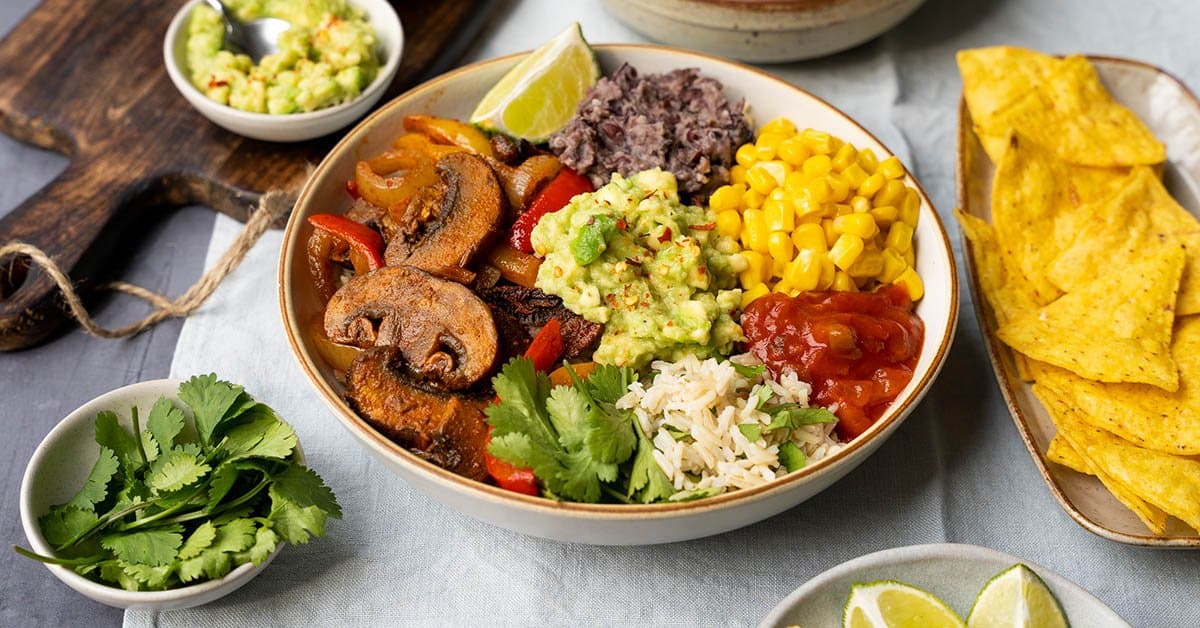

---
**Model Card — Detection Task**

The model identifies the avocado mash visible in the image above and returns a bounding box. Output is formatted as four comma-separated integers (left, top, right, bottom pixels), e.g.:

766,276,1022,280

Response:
532,169,743,368
186,0,379,114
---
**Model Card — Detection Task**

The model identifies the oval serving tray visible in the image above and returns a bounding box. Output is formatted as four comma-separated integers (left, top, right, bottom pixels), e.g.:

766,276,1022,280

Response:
957,55,1200,548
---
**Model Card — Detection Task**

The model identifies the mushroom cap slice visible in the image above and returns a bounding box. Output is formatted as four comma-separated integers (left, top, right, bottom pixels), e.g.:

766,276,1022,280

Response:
384,152,505,272
346,346,489,481
324,265,499,391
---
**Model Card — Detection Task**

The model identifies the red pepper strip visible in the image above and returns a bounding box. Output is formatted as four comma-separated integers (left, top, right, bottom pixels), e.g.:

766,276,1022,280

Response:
508,168,594,253
307,213,385,272
486,319,564,495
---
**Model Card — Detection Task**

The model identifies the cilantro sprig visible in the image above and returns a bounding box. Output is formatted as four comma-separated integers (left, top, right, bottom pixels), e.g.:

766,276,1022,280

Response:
14,375,340,592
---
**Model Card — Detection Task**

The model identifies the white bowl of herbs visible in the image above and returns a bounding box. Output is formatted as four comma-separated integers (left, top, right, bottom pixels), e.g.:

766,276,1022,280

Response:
17,376,341,610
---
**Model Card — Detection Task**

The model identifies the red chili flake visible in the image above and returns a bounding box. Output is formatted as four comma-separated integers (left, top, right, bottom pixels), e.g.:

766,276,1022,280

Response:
690,223,716,231
657,227,673,242
615,218,627,231
208,78,228,89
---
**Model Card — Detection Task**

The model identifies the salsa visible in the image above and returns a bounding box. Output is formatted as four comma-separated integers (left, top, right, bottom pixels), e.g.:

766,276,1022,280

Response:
741,285,924,440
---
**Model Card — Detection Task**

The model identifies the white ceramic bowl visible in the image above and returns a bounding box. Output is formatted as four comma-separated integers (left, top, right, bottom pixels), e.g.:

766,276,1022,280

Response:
760,543,1129,627
19,379,280,610
601,0,926,63
279,44,958,545
162,0,404,142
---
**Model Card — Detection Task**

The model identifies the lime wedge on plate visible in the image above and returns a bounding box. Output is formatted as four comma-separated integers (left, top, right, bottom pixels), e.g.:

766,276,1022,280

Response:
843,580,965,628
469,22,599,143
966,564,1068,628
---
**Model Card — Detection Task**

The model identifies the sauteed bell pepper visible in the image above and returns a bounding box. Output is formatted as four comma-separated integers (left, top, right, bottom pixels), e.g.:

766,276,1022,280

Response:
307,213,385,273
509,168,594,253
486,319,564,495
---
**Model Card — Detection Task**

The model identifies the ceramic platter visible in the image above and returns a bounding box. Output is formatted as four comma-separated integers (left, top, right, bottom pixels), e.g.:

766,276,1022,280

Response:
957,56,1200,547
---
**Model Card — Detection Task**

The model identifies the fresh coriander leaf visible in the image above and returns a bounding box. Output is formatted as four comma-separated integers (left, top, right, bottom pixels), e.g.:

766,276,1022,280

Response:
544,386,624,502
101,561,144,591
667,487,724,502
269,465,342,519
586,364,638,404
178,521,216,560
779,442,807,472
95,411,142,473
120,561,175,590
247,526,278,566
731,362,766,379
208,519,256,553
39,506,100,548
64,447,119,511
764,404,838,426
146,397,186,452
751,384,773,411
212,507,255,526
738,423,762,442
486,357,557,447
216,405,297,461
626,419,674,503
545,386,591,449
204,464,241,513
555,449,617,503
268,485,329,545
179,374,246,448
487,431,559,483
664,426,692,442
147,450,211,494
100,526,183,567
179,549,231,583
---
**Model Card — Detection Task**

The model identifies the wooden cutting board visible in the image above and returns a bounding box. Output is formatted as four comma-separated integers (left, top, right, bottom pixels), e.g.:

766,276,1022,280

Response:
0,0,486,350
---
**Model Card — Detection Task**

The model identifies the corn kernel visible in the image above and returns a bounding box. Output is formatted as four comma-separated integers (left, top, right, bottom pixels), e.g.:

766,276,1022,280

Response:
754,144,777,162
716,210,742,237
772,279,792,294
735,144,758,167
783,249,822,291
829,234,865,270
827,174,851,202
767,231,794,263
771,257,788,280
831,142,857,172
756,131,786,152
885,221,914,253
741,283,770,308
893,267,924,300
879,156,905,180
739,250,769,287
801,128,835,154
847,248,884,278
791,223,827,253
802,154,833,178
857,147,879,173
709,185,741,213
783,171,809,196
833,203,853,217
742,209,769,253
777,136,811,166
833,213,878,239
874,179,907,208
746,166,777,195
822,218,839,247
730,164,748,185
769,187,788,203
742,188,765,210
805,177,832,204
764,199,794,232
900,188,921,227
870,205,899,227
903,247,915,267
760,117,798,137
832,270,857,292
817,257,836,289
759,161,791,186
791,190,821,221
850,194,872,214
879,249,907,283
858,172,885,198
841,163,869,189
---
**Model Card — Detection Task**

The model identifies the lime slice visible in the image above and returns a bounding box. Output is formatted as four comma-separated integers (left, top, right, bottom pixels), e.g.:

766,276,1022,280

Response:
966,564,1068,628
469,22,599,143
843,580,965,628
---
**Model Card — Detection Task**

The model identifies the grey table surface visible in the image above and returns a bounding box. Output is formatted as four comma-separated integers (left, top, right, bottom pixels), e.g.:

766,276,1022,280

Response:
3,0,1200,626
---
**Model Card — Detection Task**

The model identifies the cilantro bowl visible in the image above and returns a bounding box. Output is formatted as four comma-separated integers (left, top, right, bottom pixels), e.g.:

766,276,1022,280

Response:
279,44,959,544
19,379,285,609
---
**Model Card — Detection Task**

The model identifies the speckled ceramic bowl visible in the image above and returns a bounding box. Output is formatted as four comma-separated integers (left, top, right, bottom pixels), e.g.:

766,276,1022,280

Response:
600,0,926,63
279,44,958,545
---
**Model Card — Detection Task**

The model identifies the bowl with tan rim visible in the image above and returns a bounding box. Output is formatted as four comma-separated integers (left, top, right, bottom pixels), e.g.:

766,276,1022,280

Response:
278,44,957,545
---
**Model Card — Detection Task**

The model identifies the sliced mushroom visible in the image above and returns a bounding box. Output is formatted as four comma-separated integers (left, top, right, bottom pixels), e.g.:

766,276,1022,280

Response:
324,265,499,391
384,153,505,272
346,346,489,481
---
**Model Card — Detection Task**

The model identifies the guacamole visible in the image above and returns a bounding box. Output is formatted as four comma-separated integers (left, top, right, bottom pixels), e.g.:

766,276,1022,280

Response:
531,169,743,368
186,0,378,114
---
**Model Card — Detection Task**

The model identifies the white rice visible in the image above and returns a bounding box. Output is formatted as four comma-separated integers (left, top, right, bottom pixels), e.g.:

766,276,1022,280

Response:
616,353,843,493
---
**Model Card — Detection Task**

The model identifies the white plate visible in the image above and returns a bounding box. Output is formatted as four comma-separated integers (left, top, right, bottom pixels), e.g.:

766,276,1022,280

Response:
759,543,1129,627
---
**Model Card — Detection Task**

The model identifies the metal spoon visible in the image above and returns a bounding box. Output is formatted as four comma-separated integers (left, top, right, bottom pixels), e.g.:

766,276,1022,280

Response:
202,0,291,63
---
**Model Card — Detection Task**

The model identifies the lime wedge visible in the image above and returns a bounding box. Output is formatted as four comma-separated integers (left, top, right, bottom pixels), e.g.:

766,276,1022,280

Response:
966,564,1068,628
469,22,599,143
843,580,965,628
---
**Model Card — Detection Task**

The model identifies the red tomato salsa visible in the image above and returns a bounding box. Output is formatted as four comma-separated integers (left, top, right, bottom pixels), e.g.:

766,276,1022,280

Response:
740,285,924,440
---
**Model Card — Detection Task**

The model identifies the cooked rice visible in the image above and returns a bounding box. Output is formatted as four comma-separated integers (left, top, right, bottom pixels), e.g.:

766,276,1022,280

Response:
616,353,843,493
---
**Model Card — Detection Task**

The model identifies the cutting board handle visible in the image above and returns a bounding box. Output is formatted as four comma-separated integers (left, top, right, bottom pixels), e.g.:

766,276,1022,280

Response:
0,157,153,350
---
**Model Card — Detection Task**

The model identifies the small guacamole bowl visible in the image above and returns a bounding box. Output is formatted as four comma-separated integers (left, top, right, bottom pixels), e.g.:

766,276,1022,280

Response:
163,0,404,142
19,379,281,610
279,45,958,545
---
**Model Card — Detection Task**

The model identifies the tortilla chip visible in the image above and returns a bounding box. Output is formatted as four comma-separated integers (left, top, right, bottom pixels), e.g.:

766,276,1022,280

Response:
1048,166,1200,315
1034,316,1200,455
958,47,1059,123
1046,434,1091,474
999,247,1184,390
1035,385,1169,535
978,56,1165,167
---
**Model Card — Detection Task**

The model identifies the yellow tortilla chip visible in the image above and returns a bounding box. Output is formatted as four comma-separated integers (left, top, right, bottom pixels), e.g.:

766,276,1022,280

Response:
1048,166,1200,315
1046,434,1091,474
1034,316,1200,455
999,247,1184,391
1035,385,1169,535
958,46,1059,122
979,56,1166,167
